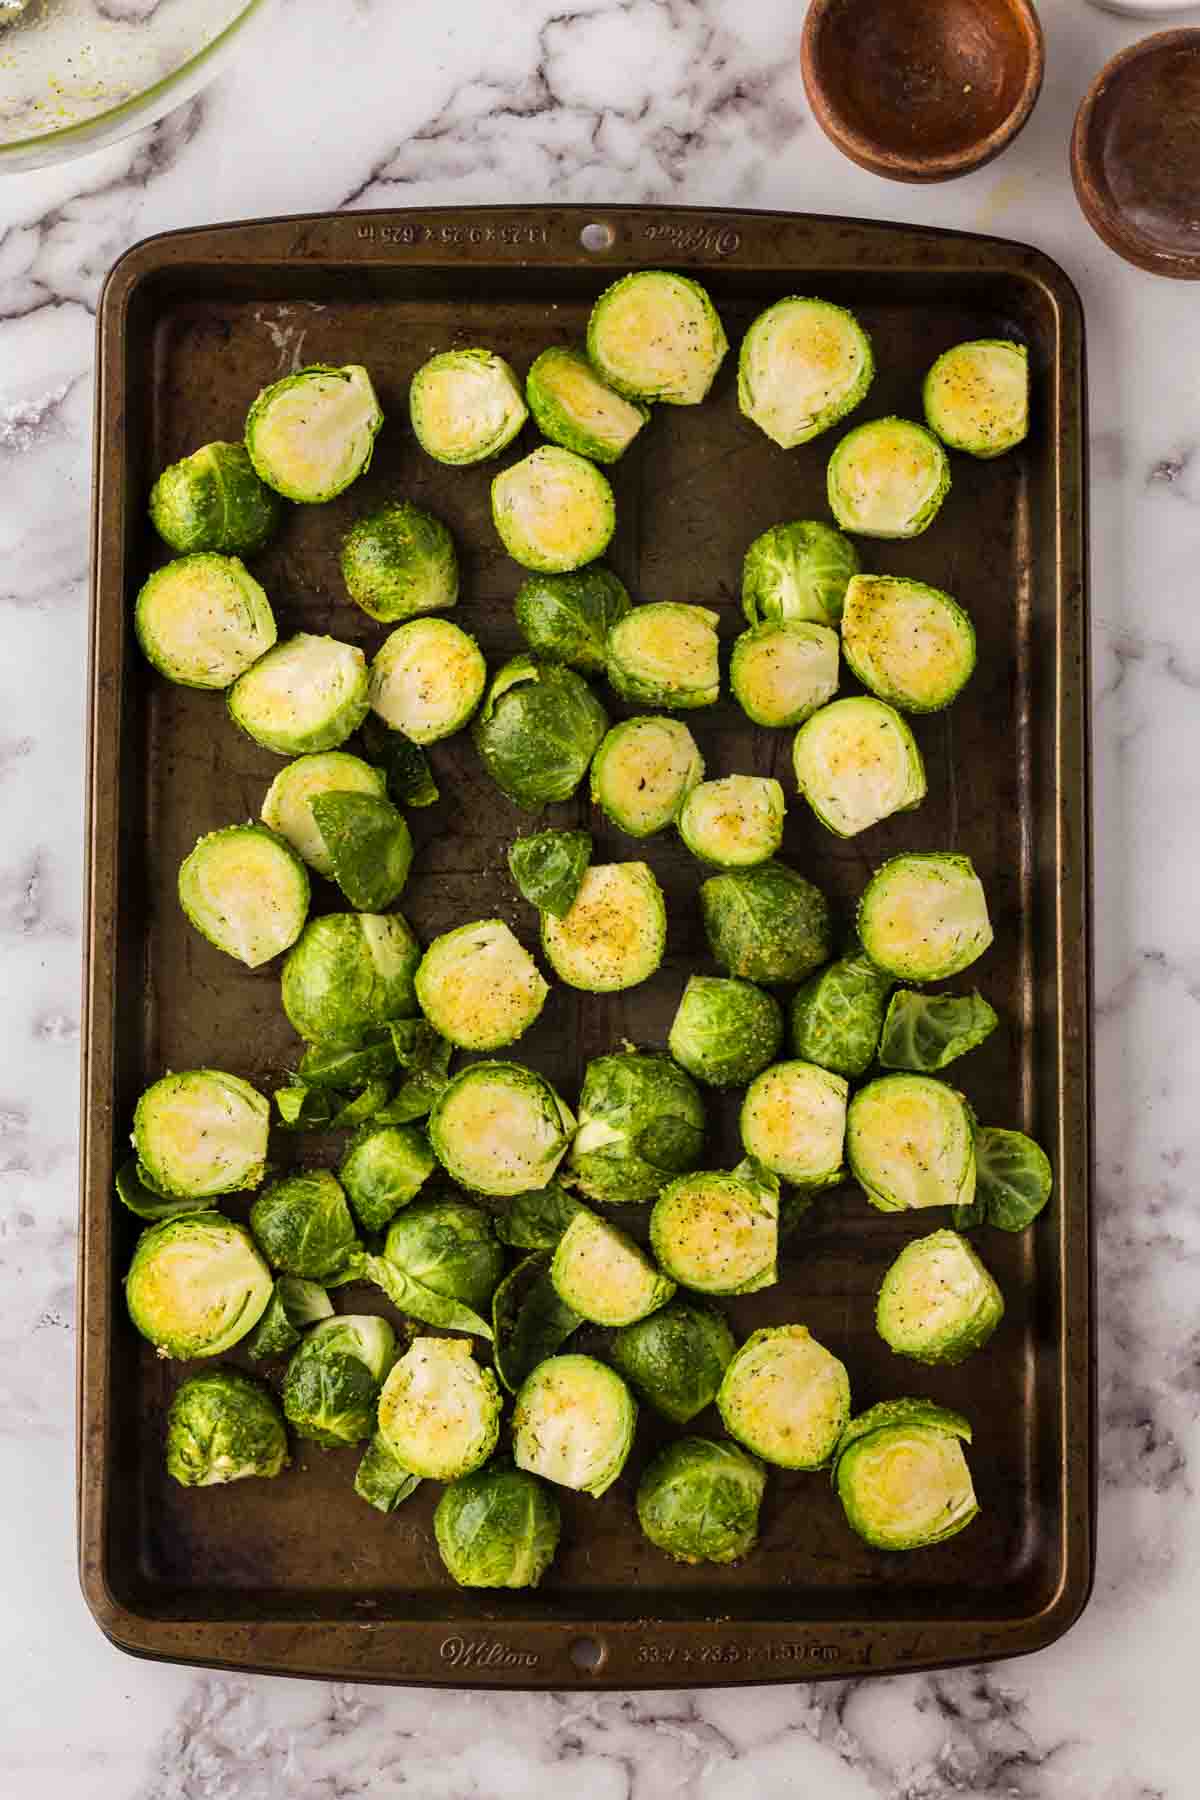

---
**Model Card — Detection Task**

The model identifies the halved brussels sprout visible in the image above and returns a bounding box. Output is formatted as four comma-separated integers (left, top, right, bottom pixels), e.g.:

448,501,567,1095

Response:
261,752,387,877
126,1213,273,1359
307,792,412,911
228,633,370,755
283,1314,398,1448
133,1069,270,1199
609,1296,735,1425
409,349,527,465
526,346,649,463
428,1062,575,1197
508,829,591,918
435,1458,563,1588
473,655,609,810
679,775,786,869
246,363,382,502
827,417,951,540
969,1127,1053,1231
730,620,840,728
512,1353,636,1496
340,500,458,623
354,1433,421,1514
495,1182,585,1251
339,1122,436,1232
847,1073,976,1212
858,853,993,982
513,566,632,674
740,1060,848,1188
841,575,976,714
135,554,277,690
245,1274,333,1362
165,1367,288,1487
587,270,728,405
368,617,486,745
491,445,616,575
700,861,833,986
378,1337,503,1480
551,1209,675,1327
250,1169,364,1285
282,912,420,1043
877,1228,1004,1365
149,443,283,557
738,298,874,448
178,825,309,968
650,1162,779,1296
606,603,720,710
541,862,666,992
879,989,998,1073
833,1398,978,1550
924,339,1029,459
568,1048,706,1205
793,696,926,838
790,950,893,1078
742,519,860,628
492,1253,582,1393
668,975,783,1089
718,1324,850,1469
368,1197,504,1337
415,919,549,1051
638,1436,766,1565
590,715,704,837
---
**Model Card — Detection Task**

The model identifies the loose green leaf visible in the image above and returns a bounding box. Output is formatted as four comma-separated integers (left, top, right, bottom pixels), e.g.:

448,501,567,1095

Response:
298,1033,398,1090
329,1078,393,1131
508,829,592,918
361,714,441,808
492,1252,582,1392
354,1433,422,1513
973,1127,1053,1231
274,1083,337,1131
952,1194,988,1232
309,791,413,911
878,989,999,1073
375,1021,454,1121
245,1287,303,1361
114,1156,216,1222
495,1182,585,1250
366,1252,494,1339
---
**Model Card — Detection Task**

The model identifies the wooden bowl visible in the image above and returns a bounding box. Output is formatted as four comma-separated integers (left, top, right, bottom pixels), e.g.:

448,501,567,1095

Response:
1071,30,1200,279
801,0,1045,184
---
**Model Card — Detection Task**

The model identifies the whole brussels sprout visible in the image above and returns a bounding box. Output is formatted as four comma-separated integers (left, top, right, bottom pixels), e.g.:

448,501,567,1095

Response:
472,654,608,811
250,1170,364,1285
126,1213,273,1359
340,500,458,622
637,1437,766,1564
525,346,649,464
165,1367,289,1487
513,566,632,674
738,298,874,450
132,1069,269,1199
741,519,860,628
246,363,383,503
609,1297,735,1425
435,1458,562,1588
700,862,833,986
832,1399,979,1550
791,950,893,1078
149,442,283,557
282,1315,398,1448
281,912,420,1044
135,554,277,690
367,1197,505,1337
568,1048,705,1205
668,975,783,1089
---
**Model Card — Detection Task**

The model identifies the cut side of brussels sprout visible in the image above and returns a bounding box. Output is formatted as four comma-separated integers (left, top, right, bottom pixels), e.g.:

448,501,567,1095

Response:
718,1324,850,1469
493,1253,582,1394
793,696,927,838
700,861,833,986
742,519,861,628
590,715,704,837
833,1398,978,1550
924,339,1029,459
542,862,666,992
368,617,486,745
587,270,728,405
306,792,412,911
339,1122,435,1233
354,1433,421,1514
827,417,951,540
609,1296,735,1425
568,1048,706,1205
178,825,309,969
508,829,592,919
514,566,632,674
283,1315,398,1448
378,1337,503,1481
228,633,370,756
133,1069,270,1199
790,950,893,1079
969,1127,1053,1231
340,500,458,623
415,919,549,1051
282,911,420,1043
668,975,783,1089
879,989,998,1072
473,655,609,811
526,346,649,464
429,1061,575,1197
495,1182,585,1251
166,1367,289,1487
679,775,786,869
435,1458,563,1588
876,1229,1004,1365
135,554,277,691
650,1163,779,1296
638,1436,766,1565
740,1061,848,1188
261,752,387,877
551,1209,675,1328
841,575,976,714
250,1170,364,1285
606,603,720,710
409,349,527,466
847,1073,976,1212
492,445,615,573
126,1213,273,1359
512,1353,636,1496
246,363,383,502
739,298,874,448
858,853,993,982
368,1197,504,1337
149,443,284,558
730,620,840,728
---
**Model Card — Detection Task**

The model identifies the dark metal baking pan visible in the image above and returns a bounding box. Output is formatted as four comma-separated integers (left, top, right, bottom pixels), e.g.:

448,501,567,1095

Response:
79,205,1092,1688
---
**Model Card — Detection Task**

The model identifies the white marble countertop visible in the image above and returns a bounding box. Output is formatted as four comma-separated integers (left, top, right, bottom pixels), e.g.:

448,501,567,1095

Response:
3,0,1199,1792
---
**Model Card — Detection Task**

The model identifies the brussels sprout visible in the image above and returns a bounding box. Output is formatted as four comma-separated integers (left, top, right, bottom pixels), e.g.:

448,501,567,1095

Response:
149,442,284,557
738,298,874,448
368,617,486,746
793,696,926,838
361,721,440,809
261,753,388,877
298,1032,397,1090
378,1336,503,1479
492,445,615,573
246,363,383,502
133,1069,270,1199
282,1314,398,1448
858,853,993,982
245,1274,333,1362
473,655,609,810
493,1253,582,1393
135,554,277,690
790,950,893,1078
495,1182,585,1251
436,1458,563,1588
679,775,786,870
339,1123,436,1232
415,919,549,1050
841,574,976,716
827,417,951,540
568,1048,706,1205
551,1208,675,1327
409,349,527,465
126,1214,273,1359
512,1353,636,1496
650,1161,780,1296
847,1073,976,1212
114,1158,216,1223
508,829,592,918
668,975,783,1089
965,1127,1053,1232
924,339,1029,459
876,1228,1004,1366
730,620,839,729
606,603,720,710
281,912,420,1043
354,1433,421,1514
250,1170,364,1285
590,715,704,839
428,1062,575,1197
526,346,649,463
587,270,728,405
700,861,833,986
165,1368,288,1487
178,825,310,968
367,1197,504,1337
740,1061,848,1188
741,520,860,630
228,633,370,756
879,989,998,1072
718,1324,850,1470
377,1018,454,1123
638,1436,765,1565
609,1296,735,1425
340,500,458,623
832,1398,978,1550
541,862,666,992
514,565,632,674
